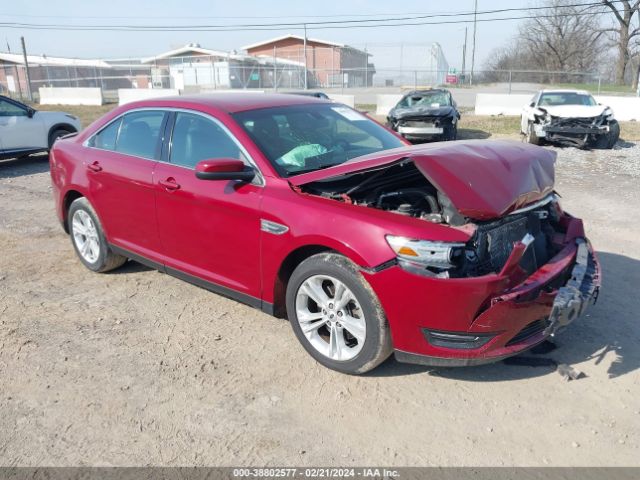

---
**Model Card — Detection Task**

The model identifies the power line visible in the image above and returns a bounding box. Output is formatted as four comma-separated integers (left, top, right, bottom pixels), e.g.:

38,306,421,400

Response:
0,11,613,33
0,2,611,21
0,1,613,31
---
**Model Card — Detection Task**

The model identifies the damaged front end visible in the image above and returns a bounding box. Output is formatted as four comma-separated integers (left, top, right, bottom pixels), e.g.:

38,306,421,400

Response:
290,141,601,365
533,108,619,148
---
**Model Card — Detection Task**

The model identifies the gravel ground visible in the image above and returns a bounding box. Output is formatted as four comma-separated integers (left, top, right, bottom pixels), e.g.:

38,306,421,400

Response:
0,141,639,467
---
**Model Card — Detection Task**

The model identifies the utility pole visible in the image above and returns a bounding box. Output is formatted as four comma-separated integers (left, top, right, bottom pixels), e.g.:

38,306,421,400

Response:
462,27,467,75
364,44,368,87
273,45,278,92
20,36,33,101
303,23,308,90
470,0,478,86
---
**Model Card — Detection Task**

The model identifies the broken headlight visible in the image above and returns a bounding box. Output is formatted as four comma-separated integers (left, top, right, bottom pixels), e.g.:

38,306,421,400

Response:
602,107,614,120
386,236,465,276
533,110,550,123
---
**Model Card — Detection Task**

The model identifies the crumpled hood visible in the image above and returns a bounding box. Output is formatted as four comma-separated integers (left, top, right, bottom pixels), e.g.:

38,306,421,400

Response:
539,104,608,118
389,105,456,119
290,140,556,220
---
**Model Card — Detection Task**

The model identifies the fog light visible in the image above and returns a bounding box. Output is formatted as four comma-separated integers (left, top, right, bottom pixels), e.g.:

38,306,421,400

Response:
423,329,495,350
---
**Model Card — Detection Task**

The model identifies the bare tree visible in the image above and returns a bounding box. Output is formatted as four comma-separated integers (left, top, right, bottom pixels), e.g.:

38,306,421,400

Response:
518,0,605,76
482,0,608,84
601,1,640,87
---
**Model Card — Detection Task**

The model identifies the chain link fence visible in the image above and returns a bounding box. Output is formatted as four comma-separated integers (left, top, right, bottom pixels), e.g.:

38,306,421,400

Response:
0,45,634,105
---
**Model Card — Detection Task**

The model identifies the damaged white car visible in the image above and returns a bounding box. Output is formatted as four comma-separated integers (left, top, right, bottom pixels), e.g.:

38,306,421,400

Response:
521,90,619,149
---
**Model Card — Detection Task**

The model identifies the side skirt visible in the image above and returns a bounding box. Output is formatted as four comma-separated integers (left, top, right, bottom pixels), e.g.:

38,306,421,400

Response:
0,147,48,161
109,244,275,316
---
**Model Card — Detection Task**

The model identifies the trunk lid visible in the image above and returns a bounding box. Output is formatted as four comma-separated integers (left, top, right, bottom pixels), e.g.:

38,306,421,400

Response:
289,140,556,220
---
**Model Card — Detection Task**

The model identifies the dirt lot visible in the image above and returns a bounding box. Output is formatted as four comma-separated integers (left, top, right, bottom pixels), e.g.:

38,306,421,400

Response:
1,109,639,466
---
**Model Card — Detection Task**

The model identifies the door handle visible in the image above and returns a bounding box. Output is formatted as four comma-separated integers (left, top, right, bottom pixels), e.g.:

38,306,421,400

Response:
87,161,102,172
159,178,180,191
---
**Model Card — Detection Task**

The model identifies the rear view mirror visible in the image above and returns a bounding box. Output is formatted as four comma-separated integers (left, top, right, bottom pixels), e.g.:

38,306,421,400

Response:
195,159,255,182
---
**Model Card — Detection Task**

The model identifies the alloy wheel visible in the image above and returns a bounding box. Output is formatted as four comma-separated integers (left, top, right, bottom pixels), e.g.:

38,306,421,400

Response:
72,210,100,263
295,274,366,361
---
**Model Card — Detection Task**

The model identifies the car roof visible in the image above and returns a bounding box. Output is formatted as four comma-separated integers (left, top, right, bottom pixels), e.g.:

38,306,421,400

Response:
132,93,330,113
403,88,449,96
539,89,591,95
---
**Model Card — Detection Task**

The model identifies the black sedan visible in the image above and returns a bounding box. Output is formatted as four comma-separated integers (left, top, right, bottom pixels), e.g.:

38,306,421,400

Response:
386,89,460,142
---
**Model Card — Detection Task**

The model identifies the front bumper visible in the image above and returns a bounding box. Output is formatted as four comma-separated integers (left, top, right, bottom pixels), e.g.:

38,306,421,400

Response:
362,222,601,367
544,125,608,135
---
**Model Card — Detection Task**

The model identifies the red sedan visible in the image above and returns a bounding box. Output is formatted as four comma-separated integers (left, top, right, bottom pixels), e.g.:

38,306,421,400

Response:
49,94,601,374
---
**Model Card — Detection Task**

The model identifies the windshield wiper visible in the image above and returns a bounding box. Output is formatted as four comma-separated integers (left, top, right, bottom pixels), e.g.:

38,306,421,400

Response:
286,163,337,176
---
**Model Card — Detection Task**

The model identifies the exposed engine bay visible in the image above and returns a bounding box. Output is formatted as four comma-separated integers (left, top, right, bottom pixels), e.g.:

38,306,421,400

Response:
299,161,565,278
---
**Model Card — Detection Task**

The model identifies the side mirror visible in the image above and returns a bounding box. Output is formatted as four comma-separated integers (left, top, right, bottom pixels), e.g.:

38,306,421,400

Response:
529,102,535,108
27,108,35,118
195,159,255,182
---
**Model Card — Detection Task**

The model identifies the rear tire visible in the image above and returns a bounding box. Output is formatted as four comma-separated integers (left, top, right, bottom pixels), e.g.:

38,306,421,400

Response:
48,128,73,149
68,197,127,273
286,253,392,374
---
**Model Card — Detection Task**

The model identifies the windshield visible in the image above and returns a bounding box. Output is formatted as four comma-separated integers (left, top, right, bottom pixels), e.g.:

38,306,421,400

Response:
538,92,597,107
233,104,405,177
397,91,451,108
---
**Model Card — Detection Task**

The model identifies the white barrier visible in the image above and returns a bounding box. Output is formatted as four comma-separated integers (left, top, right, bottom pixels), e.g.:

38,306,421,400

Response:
327,94,355,108
376,94,403,116
39,87,103,106
199,89,266,94
118,88,180,106
474,94,531,116
595,95,640,121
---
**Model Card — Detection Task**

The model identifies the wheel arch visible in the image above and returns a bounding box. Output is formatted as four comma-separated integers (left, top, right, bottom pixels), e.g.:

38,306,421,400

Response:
48,123,78,147
61,189,86,233
272,244,338,318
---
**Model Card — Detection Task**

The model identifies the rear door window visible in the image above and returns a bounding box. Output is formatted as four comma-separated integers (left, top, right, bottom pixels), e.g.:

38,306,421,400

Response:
90,118,122,151
115,111,166,159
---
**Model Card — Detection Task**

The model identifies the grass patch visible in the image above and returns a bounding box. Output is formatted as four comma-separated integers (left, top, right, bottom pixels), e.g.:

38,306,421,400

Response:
355,103,377,113
459,115,520,139
548,83,636,95
32,103,117,129
619,121,640,141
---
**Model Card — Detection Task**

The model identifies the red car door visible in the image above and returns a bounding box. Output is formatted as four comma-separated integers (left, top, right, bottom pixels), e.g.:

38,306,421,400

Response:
84,110,166,262
154,111,263,302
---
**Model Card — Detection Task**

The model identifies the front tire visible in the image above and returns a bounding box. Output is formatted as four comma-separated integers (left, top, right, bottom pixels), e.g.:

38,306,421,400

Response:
526,122,541,145
607,120,620,148
443,122,458,141
286,253,392,374
68,197,127,272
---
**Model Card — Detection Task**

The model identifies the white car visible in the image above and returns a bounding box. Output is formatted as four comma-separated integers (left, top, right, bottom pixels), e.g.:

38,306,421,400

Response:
520,90,619,149
0,95,81,160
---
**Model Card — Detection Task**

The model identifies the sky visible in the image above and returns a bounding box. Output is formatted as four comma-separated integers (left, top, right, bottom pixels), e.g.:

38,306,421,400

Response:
0,0,531,70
